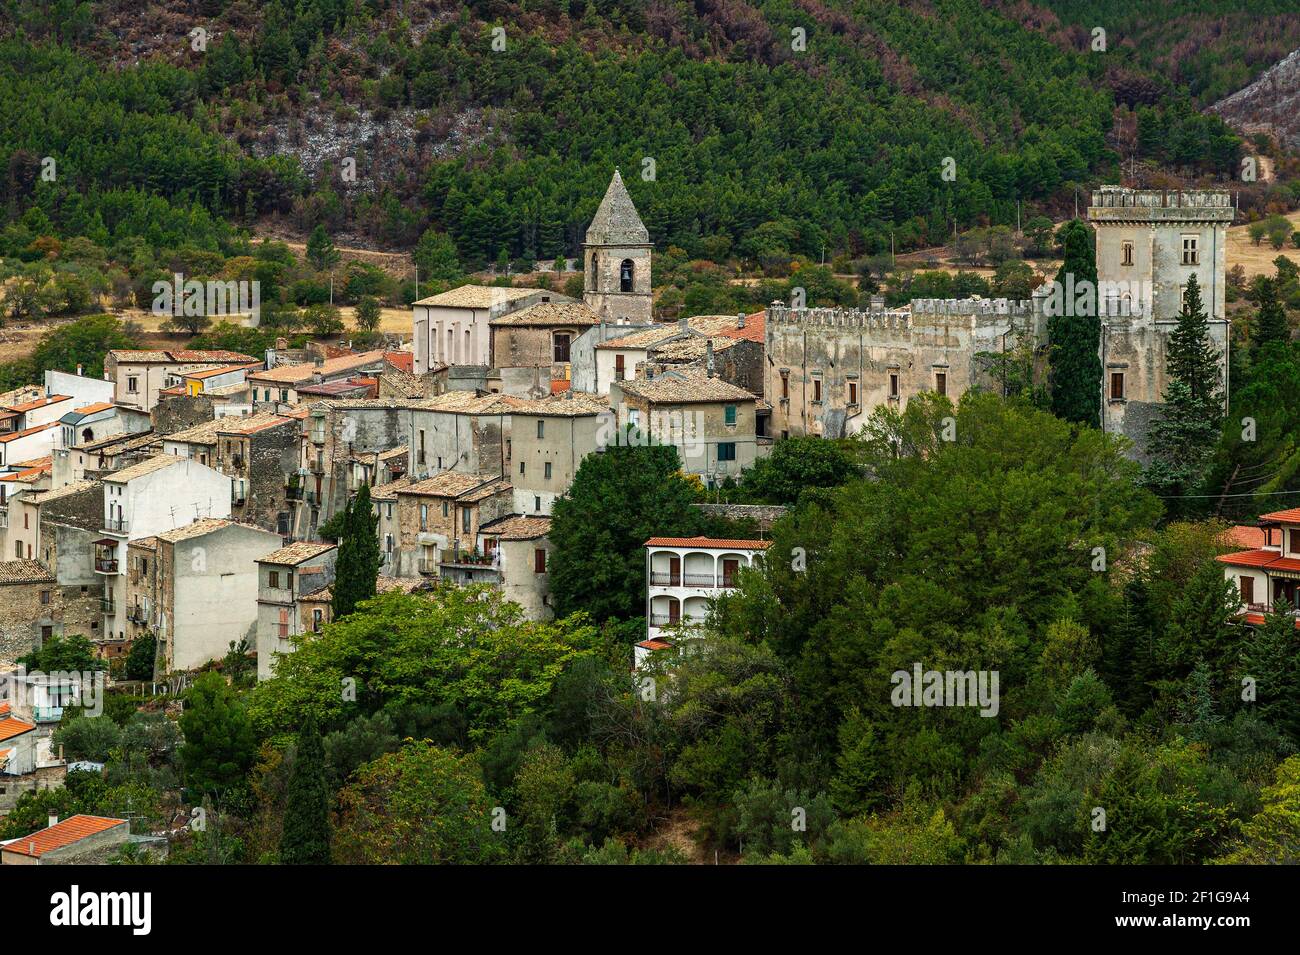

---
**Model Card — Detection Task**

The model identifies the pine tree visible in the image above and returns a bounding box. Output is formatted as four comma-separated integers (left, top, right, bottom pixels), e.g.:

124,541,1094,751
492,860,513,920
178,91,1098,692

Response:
280,716,332,865
1252,275,1290,347
1145,273,1224,504
1240,601,1300,745
1047,219,1101,427
306,225,340,272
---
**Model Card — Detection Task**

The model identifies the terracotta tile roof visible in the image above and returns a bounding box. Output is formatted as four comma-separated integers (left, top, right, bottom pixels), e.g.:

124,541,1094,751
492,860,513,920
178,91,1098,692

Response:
81,430,158,454
129,536,159,551
300,584,332,602
156,517,235,543
385,352,414,373
0,559,56,583
1241,611,1300,629
215,412,296,437
186,363,259,380
111,349,257,364
376,575,428,594
457,478,511,503
0,421,58,443
1216,548,1300,572
105,454,185,482
644,535,772,550
617,372,755,404
370,475,414,501
6,395,72,413
162,418,229,446
715,311,765,343
27,479,100,506
419,391,519,415
68,402,114,416
636,639,674,650
1259,508,1300,524
0,712,37,741
295,379,375,397
378,369,427,399
489,301,598,326
259,541,337,565
169,350,259,363
413,285,539,309
400,471,494,498
650,335,742,361
480,514,551,541
1224,525,1267,549
3,815,127,858
506,392,609,417
249,350,387,385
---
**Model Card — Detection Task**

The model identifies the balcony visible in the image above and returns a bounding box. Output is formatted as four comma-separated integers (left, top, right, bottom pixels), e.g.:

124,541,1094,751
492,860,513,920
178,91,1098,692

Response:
94,557,119,574
649,614,681,627
285,484,304,502
682,573,717,588
100,596,116,613
308,459,326,474
104,517,129,533
649,572,681,586
127,606,148,625
0,506,7,529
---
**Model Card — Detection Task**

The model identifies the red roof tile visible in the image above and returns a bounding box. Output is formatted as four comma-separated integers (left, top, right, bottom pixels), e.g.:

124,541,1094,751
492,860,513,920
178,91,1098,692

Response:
3,815,127,857
1259,508,1300,524
1216,549,1300,572
0,713,36,742
644,535,771,549
1224,525,1267,549
715,311,765,343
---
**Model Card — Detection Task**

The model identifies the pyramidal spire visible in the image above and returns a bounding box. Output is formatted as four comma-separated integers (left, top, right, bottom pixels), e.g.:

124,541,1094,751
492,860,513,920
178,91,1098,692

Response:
585,169,650,246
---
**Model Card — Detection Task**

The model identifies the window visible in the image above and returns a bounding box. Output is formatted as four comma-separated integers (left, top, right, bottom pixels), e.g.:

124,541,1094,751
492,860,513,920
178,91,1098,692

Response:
537,419,545,439
534,548,547,573
590,252,598,286
724,404,737,426
1121,240,1134,266
287,570,294,589
889,373,899,398
629,409,641,429
461,507,471,533
442,501,449,517
520,461,526,476
1181,235,1199,266
812,378,822,402
718,442,736,462
40,590,50,605
41,625,52,640
280,389,289,403
385,533,393,553
1110,372,1125,401
615,354,625,381
420,504,428,531
848,381,858,405
553,333,571,363
1240,576,1254,605
127,376,139,394
1290,531,1300,557
534,496,541,512
313,609,323,632
269,571,279,588
780,371,789,400
544,462,552,479
935,372,947,397
418,430,426,465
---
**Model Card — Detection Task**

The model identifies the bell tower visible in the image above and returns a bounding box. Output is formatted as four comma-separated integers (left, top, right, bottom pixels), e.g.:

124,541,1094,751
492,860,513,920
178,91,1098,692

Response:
583,170,653,324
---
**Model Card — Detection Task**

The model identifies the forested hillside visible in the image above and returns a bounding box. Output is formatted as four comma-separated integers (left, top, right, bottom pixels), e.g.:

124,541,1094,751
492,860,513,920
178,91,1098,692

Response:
1,0,1289,269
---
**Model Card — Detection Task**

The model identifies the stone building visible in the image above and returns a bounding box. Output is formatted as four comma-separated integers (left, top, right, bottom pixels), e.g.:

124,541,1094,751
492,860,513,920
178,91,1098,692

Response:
506,393,609,516
767,187,1232,455
476,515,555,621
254,541,338,682
609,371,761,486
393,473,514,578
0,560,59,660
1089,187,1233,451
104,349,259,412
583,170,653,324
412,285,566,373
30,481,104,651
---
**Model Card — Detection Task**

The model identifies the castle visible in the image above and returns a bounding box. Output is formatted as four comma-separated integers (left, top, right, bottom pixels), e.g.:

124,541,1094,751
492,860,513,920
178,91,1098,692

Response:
767,187,1233,455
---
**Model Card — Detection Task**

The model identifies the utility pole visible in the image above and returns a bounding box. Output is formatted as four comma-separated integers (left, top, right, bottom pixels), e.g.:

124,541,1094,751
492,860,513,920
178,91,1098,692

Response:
414,265,419,302
329,271,334,306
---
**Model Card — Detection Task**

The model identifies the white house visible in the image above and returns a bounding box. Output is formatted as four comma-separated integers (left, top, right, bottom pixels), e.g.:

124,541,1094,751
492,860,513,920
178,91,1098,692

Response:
95,455,232,643
411,285,562,373
1218,509,1300,627
638,535,770,665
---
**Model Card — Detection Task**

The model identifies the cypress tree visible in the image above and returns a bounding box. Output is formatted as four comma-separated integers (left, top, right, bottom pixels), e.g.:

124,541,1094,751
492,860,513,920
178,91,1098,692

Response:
1252,275,1290,347
280,716,332,865
331,485,379,620
1048,219,1101,427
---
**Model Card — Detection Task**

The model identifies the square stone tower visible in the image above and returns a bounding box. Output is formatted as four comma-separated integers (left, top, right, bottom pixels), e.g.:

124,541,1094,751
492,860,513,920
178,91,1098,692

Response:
583,170,653,324
1087,187,1233,453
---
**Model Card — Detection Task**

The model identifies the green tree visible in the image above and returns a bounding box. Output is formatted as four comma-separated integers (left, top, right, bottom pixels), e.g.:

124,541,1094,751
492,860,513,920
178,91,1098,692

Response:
333,741,503,864
353,295,381,332
1218,755,1300,864
178,672,255,799
306,225,340,272
739,436,858,505
280,716,332,864
30,314,136,379
549,443,704,621
124,634,156,682
1047,220,1101,427
1252,275,1290,347
413,229,462,282
331,484,379,620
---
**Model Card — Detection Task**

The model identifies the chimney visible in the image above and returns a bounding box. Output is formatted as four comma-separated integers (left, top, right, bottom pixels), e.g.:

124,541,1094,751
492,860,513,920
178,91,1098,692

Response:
677,317,687,335
736,312,746,329
705,339,716,378
48,814,58,829
75,364,83,377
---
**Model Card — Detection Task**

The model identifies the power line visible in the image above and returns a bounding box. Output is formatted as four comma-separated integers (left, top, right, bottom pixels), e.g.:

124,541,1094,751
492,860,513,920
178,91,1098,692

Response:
1156,487,1300,500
